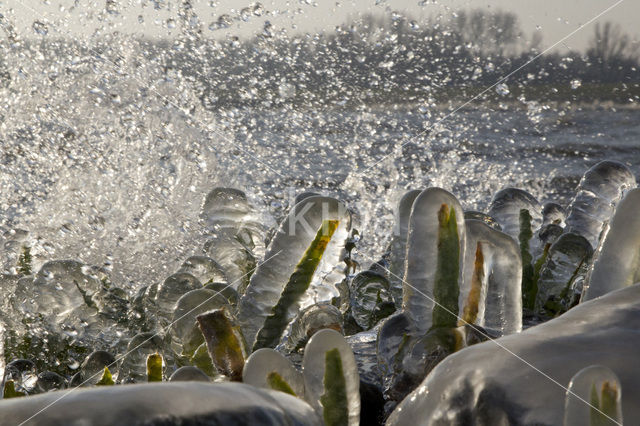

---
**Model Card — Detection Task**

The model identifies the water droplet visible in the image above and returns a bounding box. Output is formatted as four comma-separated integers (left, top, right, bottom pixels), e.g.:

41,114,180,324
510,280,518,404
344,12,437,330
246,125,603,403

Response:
240,8,251,22
166,18,176,29
278,82,296,99
253,3,264,16
496,83,510,96
32,21,48,36
570,79,582,90
105,0,118,15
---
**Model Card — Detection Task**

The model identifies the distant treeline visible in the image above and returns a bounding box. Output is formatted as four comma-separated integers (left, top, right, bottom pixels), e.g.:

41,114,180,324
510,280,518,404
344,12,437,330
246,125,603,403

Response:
171,11,640,108
3,10,640,108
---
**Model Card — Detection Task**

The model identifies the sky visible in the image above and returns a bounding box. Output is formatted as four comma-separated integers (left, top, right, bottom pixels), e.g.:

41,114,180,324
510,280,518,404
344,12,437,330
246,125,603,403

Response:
2,0,638,52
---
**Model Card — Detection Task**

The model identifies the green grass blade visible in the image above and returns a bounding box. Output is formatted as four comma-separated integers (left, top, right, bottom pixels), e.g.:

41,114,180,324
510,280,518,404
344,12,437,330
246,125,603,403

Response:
146,353,163,382
590,381,621,426
95,366,114,386
253,220,339,351
196,308,247,381
3,380,26,398
267,371,297,396
320,348,349,426
190,342,216,377
432,204,460,329
519,209,536,310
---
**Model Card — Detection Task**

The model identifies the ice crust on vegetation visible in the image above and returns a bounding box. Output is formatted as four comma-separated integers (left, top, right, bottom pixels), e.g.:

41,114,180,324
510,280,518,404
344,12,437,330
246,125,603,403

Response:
243,348,305,397
303,329,361,426
583,188,640,301
564,160,636,250
0,382,321,426
563,365,623,426
387,189,421,305
463,219,522,335
402,188,466,333
388,285,640,426
238,196,351,349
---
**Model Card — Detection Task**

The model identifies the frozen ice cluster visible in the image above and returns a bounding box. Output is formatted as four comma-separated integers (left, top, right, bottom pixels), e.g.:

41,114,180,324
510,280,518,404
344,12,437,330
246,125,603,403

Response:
1,160,639,426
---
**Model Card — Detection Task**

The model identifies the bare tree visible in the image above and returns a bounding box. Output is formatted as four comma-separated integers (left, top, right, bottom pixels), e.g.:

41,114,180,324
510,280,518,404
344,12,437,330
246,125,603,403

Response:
587,22,639,63
453,9,523,57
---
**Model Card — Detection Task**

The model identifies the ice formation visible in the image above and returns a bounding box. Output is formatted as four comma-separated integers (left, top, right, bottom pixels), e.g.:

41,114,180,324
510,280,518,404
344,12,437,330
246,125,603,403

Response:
488,188,542,241
302,329,360,426
563,365,623,426
118,333,166,383
177,256,228,285
169,288,231,357
168,366,210,382
0,382,321,426
583,188,640,301
286,303,343,352
535,232,592,316
243,348,305,397
387,189,421,305
463,219,522,335
238,196,351,349
488,188,542,310
201,188,263,293
388,285,640,425
564,160,636,249
402,188,466,333
349,271,395,330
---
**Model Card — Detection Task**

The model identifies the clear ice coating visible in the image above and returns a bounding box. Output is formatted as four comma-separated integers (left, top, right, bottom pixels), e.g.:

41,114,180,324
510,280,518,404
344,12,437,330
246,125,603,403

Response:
376,312,414,394
201,188,263,293
0,382,322,425
177,256,227,285
152,272,202,323
243,348,305,397
169,366,210,382
3,359,37,395
542,202,566,227
463,219,522,335
349,271,395,330
286,303,343,352
13,260,101,332
488,188,542,310
117,333,165,383
565,160,637,249
387,190,421,305
539,223,564,247
563,365,623,426
169,288,231,357
535,232,593,316
488,188,542,241
78,351,116,387
345,328,380,387
237,196,351,349
387,285,640,426
402,188,466,333
463,211,502,230
582,188,640,301
35,372,67,393
201,187,265,255
204,233,256,294
302,329,360,426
